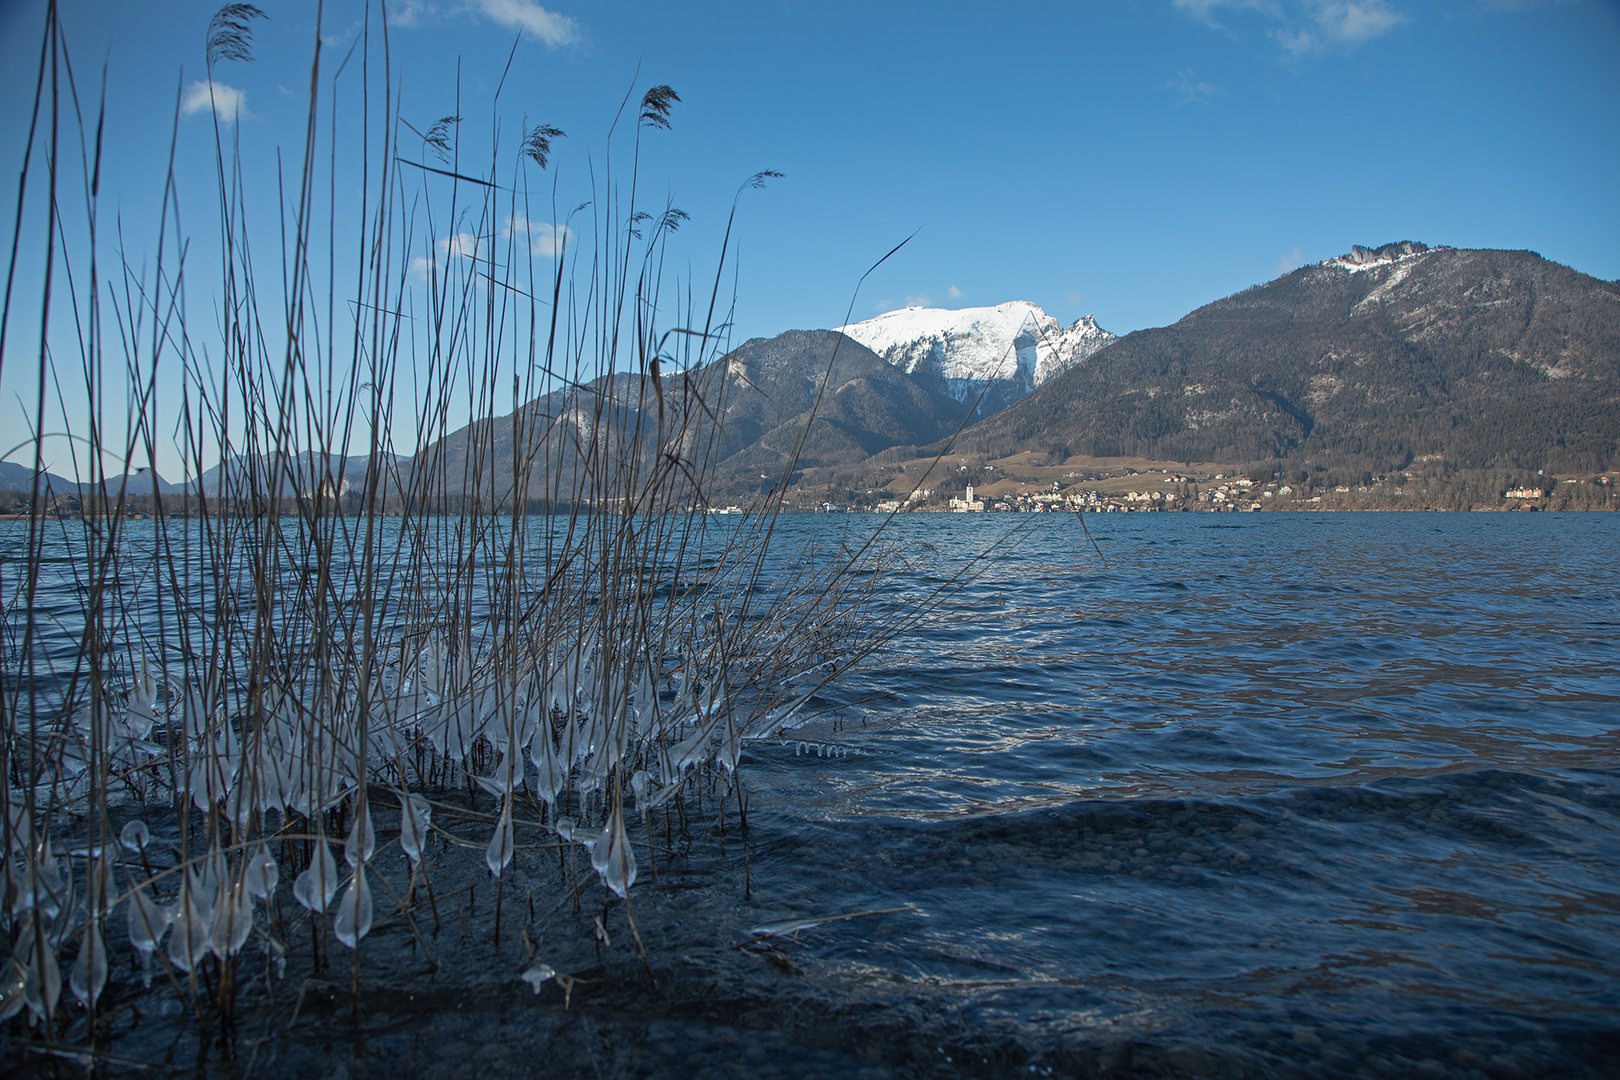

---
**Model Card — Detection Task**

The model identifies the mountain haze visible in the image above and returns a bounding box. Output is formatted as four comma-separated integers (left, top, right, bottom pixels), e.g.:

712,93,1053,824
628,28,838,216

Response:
0,460,182,499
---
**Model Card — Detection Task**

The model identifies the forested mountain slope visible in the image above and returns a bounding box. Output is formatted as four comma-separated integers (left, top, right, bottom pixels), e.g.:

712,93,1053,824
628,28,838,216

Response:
415,330,972,501
959,244,1620,474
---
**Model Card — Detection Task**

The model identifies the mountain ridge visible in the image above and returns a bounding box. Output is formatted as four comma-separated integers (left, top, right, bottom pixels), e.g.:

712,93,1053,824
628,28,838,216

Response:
8,243,1614,507
955,244,1620,475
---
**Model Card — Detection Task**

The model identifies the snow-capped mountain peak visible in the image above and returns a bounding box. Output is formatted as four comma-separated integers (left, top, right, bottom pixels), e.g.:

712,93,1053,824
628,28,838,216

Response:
835,301,1113,413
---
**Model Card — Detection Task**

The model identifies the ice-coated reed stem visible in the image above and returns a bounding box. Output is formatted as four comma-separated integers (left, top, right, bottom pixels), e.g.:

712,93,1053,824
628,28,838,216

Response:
1,0,1001,1051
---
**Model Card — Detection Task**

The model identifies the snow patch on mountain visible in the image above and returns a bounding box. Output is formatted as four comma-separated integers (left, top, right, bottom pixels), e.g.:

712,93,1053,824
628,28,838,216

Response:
836,301,1114,407
1323,241,1434,274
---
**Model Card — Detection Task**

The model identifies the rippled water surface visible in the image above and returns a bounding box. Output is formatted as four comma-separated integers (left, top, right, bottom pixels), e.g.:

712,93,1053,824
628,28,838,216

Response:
6,511,1617,1078
732,511,1620,1076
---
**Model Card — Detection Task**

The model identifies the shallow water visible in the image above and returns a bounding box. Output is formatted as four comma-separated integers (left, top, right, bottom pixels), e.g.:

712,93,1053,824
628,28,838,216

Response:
6,510,1618,1077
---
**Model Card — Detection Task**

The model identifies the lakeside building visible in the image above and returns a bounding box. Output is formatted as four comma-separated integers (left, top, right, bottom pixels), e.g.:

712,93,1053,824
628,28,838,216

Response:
949,484,984,512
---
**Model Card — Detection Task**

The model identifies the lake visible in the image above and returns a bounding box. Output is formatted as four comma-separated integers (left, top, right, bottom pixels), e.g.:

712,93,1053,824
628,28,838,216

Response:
724,511,1620,1077
3,510,1616,1078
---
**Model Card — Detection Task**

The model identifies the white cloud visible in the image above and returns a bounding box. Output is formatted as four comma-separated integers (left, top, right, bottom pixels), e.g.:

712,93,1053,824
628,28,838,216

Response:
905,292,935,308
181,80,247,124
386,2,580,46
1274,246,1304,274
410,231,486,280
475,0,579,47
1312,1,1406,46
445,232,483,260
389,0,438,27
1275,25,1321,53
1166,68,1223,105
321,19,364,49
1065,291,1084,305
947,285,965,300
506,215,575,258
1174,0,1406,56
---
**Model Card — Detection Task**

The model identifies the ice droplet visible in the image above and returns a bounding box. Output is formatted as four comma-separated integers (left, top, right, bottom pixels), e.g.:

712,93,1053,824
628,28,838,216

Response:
244,847,279,900
165,887,211,973
21,919,62,1027
485,799,515,878
592,804,637,898
521,962,555,994
332,867,373,949
119,819,151,853
345,802,375,868
293,842,339,912
126,884,171,989
399,792,432,865
69,919,108,1008
209,879,253,958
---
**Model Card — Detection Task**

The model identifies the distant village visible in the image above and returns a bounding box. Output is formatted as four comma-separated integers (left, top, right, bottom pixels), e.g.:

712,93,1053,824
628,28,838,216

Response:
801,467,1618,515
827,474,1270,514
4,466,1616,520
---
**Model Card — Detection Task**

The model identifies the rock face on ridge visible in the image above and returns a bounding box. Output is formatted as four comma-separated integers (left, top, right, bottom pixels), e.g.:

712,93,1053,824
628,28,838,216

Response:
1336,240,1428,268
836,301,1115,417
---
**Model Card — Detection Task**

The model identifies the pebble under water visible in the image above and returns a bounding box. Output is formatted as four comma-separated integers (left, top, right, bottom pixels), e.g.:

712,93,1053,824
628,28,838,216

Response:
7,511,1618,1078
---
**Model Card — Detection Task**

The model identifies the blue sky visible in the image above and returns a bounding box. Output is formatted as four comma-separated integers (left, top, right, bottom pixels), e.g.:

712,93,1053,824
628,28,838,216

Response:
1,0,1617,473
